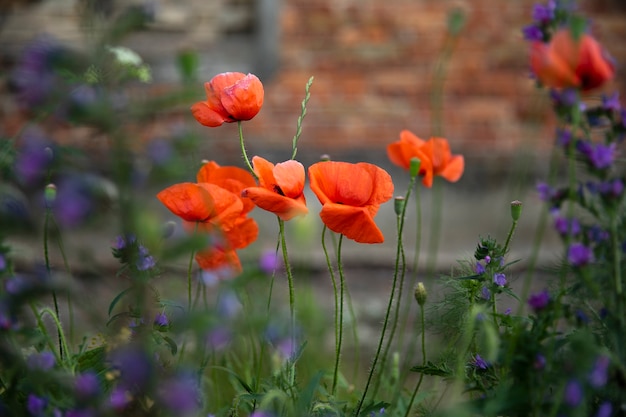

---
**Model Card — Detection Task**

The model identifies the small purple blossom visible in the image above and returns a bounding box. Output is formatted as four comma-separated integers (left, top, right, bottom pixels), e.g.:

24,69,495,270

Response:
108,345,154,391
109,387,131,410
159,374,200,415
484,255,491,264
597,178,624,198
472,354,489,370
75,372,100,399
522,24,544,41
27,394,47,416
481,286,491,301
536,182,557,202
217,291,242,318
154,312,169,327
136,245,156,271
259,249,282,275
596,402,613,417
577,141,616,170
588,225,609,243
550,88,578,107
52,176,95,228
602,92,621,112
553,216,581,236
556,128,572,147
207,327,232,351
532,0,556,23
563,380,583,407
475,262,486,275
534,354,546,370
568,242,593,267
528,290,550,312
14,129,54,187
27,351,56,371
493,273,507,287
589,355,610,388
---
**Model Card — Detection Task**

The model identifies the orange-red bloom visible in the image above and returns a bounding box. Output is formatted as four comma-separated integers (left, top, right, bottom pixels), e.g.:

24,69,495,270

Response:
196,160,257,213
191,72,264,127
308,161,393,244
241,156,308,221
387,130,464,188
530,29,615,91
157,164,259,273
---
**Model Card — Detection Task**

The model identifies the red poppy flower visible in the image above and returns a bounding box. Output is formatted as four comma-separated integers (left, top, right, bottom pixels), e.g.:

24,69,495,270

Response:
196,160,257,213
191,72,264,127
156,182,258,273
241,156,308,221
308,161,393,243
530,29,614,91
387,130,464,188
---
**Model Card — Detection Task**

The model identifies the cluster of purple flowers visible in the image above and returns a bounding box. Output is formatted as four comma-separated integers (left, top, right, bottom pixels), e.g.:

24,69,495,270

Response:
113,234,156,272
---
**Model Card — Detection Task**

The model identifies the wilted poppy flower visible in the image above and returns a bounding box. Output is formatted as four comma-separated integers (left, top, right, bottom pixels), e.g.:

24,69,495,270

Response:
530,29,615,91
387,130,464,188
191,72,264,127
308,161,393,243
241,156,308,221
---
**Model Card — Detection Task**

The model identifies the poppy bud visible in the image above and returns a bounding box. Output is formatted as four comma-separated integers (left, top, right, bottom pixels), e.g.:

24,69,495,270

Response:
394,196,405,215
510,200,523,221
44,183,56,206
409,157,421,179
319,154,331,162
414,282,427,306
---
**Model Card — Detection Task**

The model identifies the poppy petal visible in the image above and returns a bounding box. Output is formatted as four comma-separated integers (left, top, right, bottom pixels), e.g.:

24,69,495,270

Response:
197,161,257,212
320,203,385,244
221,74,264,121
226,217,259,249
157,183,214,222
251,156,276,188
195,246,242,273
439,155,465,183
356,162,394,206
273,160,306,198
242,187,308,221
308,162,373,207
197,184,244,231
191,102,229,127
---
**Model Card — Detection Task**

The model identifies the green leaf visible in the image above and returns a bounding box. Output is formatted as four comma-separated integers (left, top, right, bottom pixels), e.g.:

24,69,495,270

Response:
108,287,133,316
208,366,254,394
296,371,324,415
410,360,453,377
162,336,178,356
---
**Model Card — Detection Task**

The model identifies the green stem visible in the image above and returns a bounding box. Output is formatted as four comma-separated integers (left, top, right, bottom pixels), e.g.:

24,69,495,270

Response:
39,307,71,367
51,217,74,348
29,303,57,358
322,226,340,395
278,218,296,384
335,235,346,395
43,205,63,360
187,222,199,313
404,303,427,417
238,121,258,180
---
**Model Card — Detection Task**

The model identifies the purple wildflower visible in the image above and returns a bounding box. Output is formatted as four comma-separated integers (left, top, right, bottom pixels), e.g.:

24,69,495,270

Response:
473,354,489,370
589,355,610,388
598,178,624,198
207,327,232,351
553,216,581,236
109,387,131,410
154,312,169,327
52,176,94,228
27,351,56,371
536,182,556,202
550,89,578,107
596,402,613,417
108,345,154,391
74,372,100,399
27,394,47,416
528,290,550,312
602,92,621,112
159,373,200,415
493,273,507,287
481,286,491,301
578,141,616,170
532,0,556,23
0,254,5,271
534,354,546,370
522,24,544,41
136,245,155,271
563,380,583,407
217,291,242,318
475,262,486,275
556,128,572,147
568,243,593,267
484,255,491,264
14,128,54,187
259,249,282,275
588,225,609,243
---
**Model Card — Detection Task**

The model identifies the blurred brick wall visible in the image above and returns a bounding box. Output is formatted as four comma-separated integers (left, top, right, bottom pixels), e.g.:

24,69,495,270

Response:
227,0,626,164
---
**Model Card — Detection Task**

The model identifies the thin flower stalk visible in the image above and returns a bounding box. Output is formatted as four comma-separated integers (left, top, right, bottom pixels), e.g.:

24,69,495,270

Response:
404,301,427,417
321,226,340,395
238,121,257,180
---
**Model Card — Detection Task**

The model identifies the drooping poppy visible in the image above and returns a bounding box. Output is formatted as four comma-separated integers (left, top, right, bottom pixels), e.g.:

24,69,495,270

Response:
191,72,264,127
156,182,258,273
530,29,614,91
241,156,308,221
308,161,393,243
387,130,464,188
196,160,257,213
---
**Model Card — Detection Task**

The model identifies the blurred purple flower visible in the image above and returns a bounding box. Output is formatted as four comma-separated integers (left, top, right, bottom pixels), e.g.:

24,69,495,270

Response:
472,354,489,370
602,92,621,112
14,129,54,187
259,249,281,275
0,254,5,271
588,225,609,243
207,327,232,351
481,286,491,301
534,353,546,370
532,0,556,23
484,255,491,264
577,141,616,170
154,312,169,327
217,291,241,318
109,387,131,410
159,373,200,415
52,176,94,228
108,345,153,391
27,351,56,371
74,371,100,400
10,35,65,110
536,182,556,202
553,216,581,236
597,178,624,198
564,380,583,406
596,402,613,417
550,89,578,107
568,243,593,267
556,128,572,147
589,355,610,388
146,139,173,166
522,24,543,41
475,261,486,275
493,273,506,287
528,290,550,312
136,245,156,271
27,394,47,416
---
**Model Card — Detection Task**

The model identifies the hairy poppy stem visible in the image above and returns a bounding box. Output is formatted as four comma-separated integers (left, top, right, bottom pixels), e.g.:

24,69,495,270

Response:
238,121,258,180
43,203,63,360
322,226,340,395
278,218,296,384
404,302,427,417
